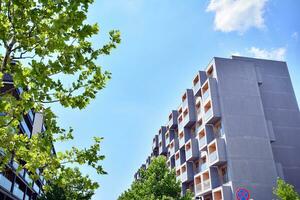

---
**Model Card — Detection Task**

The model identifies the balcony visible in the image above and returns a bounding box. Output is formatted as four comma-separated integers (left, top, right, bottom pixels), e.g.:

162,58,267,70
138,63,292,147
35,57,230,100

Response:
202,78,221,125
212,186,232,200
168,110,179,129
194,176,202,195
178,129,191,149
176,168,181,182
180,162,194,183
185,138,199,161
208,138,226,166
167,156,176,169
0,174,12,191
204,100,220,125
165,129,175,148
196,125,214,151
180,89,196,128
152,135,158,151
168,138,179,156
193,71,207,96
175,151,181,168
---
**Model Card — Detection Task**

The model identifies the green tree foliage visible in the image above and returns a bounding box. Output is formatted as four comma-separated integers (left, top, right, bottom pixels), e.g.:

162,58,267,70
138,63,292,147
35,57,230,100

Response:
0,0,120,197
38,168,97,200
273,178,300,200
118,156,193,200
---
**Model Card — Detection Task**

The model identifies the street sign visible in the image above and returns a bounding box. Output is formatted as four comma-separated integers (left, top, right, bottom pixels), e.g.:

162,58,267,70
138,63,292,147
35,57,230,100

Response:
236,188,250,200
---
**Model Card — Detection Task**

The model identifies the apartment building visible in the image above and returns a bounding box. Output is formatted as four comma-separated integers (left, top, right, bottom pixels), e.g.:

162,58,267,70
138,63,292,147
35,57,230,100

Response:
134,56,300,200
0,74,50,200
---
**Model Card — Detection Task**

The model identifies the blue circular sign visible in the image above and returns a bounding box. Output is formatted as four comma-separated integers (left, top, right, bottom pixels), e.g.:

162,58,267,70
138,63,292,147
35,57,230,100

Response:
236,188,250,200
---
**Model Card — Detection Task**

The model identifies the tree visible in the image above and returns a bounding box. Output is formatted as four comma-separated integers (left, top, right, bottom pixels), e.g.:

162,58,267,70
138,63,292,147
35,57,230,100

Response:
38,168,97,200
0,0,120,197
273,178,300,200
118,156,193,200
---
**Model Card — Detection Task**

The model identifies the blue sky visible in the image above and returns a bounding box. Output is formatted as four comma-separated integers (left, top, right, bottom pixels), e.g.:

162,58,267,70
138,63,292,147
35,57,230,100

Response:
52,0,300,199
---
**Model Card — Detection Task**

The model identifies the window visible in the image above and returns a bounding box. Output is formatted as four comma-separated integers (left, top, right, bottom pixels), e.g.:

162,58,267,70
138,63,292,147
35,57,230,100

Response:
178,115,183,123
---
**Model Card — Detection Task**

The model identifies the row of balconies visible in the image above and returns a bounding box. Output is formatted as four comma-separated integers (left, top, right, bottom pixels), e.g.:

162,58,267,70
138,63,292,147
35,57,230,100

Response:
194,165,231,199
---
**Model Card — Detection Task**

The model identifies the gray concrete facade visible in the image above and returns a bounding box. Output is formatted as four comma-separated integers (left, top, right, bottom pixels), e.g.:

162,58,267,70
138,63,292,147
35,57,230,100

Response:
134,56,300,200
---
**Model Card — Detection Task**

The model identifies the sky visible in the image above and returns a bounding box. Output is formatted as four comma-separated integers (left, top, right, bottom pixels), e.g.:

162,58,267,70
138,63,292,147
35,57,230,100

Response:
52,0,300,199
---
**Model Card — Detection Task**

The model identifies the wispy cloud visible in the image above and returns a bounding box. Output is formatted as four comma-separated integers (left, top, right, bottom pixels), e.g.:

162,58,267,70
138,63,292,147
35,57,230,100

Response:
247,47,286,60
206,0,268,33
292,32,298,41
232,47,286,61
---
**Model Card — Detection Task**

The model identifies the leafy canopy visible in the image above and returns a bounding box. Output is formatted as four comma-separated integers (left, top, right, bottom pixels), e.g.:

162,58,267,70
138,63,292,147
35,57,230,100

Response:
0,0,120,197
273,178,300,200
118,156,193,200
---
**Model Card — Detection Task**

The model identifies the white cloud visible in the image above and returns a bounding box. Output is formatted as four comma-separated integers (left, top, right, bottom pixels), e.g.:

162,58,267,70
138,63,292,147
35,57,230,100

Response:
247,47,286,60
292,32,298,41
206,0,268,33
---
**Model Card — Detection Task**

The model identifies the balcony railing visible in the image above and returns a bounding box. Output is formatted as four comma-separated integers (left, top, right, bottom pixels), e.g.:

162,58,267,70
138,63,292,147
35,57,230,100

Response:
182,99,188,109
0,174,12,191
195,183,202,194
209,151,218,163
203,179,210,191
198,137,206,149
13,186,24,199
202,90,210,102
200,163,207,172
204,108,213,121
